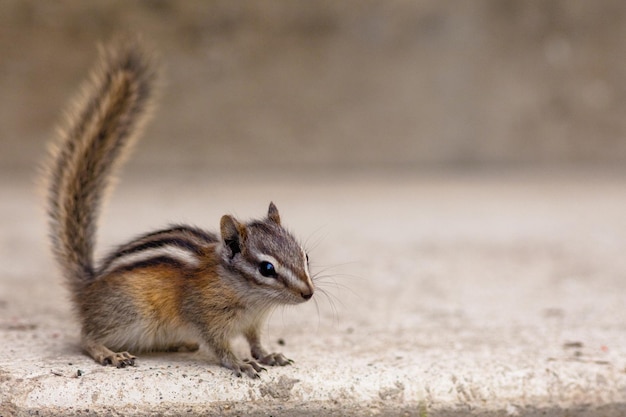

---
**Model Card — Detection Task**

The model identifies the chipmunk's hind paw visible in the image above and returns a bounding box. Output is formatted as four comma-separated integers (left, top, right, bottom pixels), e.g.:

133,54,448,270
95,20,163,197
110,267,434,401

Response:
83,339,137,368
102,351,136,368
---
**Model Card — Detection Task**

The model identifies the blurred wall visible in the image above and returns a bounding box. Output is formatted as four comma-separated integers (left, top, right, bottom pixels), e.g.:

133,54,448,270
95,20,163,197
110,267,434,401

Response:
2,0,626,174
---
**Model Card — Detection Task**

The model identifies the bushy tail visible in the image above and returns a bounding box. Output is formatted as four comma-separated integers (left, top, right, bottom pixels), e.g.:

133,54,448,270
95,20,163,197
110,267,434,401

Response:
45,38,158,290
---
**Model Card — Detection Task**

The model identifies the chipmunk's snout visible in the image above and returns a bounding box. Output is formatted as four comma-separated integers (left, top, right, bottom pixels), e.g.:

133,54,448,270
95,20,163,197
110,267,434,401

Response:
300,279,314,300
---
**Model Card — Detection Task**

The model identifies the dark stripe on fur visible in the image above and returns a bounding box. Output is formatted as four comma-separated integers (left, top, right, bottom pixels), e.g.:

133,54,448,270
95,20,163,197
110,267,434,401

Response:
111,236,203,259
97,225,218,274
143,225,218,244
104,255,189,275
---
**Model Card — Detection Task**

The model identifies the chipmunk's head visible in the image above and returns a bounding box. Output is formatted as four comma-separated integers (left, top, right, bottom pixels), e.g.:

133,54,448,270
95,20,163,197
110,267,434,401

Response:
219,202,314,305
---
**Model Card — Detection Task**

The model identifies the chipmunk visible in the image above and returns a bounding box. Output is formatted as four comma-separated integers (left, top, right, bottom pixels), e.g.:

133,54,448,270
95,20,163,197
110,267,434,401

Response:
44,38,314,378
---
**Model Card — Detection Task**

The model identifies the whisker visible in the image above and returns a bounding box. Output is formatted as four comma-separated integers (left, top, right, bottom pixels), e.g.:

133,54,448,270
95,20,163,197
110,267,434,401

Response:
315,287,340,323
313,273,362,301
313,272,362,284
310,260,360,271
312,296,321,329
303,226,329,253
314,277,348,290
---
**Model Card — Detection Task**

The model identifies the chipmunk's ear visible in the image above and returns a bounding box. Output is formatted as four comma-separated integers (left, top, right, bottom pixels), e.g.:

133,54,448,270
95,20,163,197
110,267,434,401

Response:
267,202,281,225
220,215,247,257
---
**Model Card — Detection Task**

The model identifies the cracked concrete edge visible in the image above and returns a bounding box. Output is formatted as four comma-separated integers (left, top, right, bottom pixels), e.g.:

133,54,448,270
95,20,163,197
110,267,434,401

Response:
2,401,626,417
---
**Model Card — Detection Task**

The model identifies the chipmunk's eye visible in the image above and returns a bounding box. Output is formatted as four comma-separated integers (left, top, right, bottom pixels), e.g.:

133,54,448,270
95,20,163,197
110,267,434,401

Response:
259,261,277,278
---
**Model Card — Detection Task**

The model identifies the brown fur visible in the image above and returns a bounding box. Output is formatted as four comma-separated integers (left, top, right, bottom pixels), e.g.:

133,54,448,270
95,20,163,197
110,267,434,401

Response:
44,38,314,378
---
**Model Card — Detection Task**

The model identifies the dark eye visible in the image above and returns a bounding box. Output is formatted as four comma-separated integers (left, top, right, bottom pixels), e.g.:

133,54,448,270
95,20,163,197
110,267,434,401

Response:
259,261,277,278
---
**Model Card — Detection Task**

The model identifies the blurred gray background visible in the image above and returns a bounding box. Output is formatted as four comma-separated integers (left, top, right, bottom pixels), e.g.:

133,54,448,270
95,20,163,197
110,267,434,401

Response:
2,0,626,175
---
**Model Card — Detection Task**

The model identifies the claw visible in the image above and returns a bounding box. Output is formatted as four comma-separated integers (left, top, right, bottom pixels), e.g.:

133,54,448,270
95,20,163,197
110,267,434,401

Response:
244,358,267,373
258,352,292,367
100,351,137,368
230,360,263,378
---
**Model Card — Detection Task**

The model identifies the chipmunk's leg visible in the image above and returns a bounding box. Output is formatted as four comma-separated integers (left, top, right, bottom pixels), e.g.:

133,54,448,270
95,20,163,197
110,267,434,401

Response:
82,337,136,368
198,328,264,378
244,325,292,366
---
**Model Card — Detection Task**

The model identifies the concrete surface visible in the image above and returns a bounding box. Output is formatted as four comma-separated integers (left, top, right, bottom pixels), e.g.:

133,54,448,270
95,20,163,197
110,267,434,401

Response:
1,170,626,416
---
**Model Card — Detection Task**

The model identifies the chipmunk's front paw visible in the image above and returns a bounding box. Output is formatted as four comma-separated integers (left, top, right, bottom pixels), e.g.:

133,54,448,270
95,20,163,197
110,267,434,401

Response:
228,359,266,378
257,352,292,366
101,351,136,368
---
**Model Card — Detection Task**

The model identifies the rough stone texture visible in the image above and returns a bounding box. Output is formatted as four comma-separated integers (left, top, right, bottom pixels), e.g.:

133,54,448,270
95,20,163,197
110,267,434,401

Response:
1,171,625,416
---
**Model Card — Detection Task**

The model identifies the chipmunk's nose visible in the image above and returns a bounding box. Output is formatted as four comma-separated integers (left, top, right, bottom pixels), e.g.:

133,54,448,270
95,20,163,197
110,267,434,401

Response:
301,290,313,300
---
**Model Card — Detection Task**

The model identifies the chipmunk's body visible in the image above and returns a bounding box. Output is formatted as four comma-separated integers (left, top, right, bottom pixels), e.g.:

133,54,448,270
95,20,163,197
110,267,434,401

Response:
44,39,314,378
